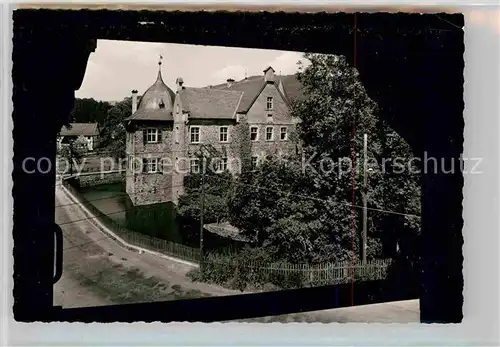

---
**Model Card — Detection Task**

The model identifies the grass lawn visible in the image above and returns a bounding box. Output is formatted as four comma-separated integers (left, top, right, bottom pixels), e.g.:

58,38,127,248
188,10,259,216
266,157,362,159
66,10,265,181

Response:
69,258,211,304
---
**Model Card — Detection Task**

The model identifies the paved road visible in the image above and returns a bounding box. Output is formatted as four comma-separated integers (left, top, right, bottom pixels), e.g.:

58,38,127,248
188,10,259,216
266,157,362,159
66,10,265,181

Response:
53,182,419,322
54,184,239,308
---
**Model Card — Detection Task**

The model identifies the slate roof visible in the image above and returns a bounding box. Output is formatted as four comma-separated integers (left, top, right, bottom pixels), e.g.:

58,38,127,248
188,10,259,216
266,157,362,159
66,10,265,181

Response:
213,76,266,113
125,66,305,122
179,88,243,120
278,75,307,103
212,74,305,112
126,69,175,121
59,123,99,137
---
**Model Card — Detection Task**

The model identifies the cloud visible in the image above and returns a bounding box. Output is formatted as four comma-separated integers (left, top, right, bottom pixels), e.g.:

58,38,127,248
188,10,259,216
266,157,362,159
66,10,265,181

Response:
76,40,168,101
76,40,311,101
211,64,247,82
267,51,309,75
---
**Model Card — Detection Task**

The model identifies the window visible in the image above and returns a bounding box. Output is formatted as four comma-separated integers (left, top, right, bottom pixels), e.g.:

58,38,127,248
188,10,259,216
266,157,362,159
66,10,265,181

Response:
147,158,158,173
266,126,274,141
175,126,180,144
217,157,228,172
146,128,158,143
219,127,228,142
190,127,200,143
250,127,258,141
266,96,273,110
176,104,180,114
251,156,258,170
190,158,200,173
280,127,288,140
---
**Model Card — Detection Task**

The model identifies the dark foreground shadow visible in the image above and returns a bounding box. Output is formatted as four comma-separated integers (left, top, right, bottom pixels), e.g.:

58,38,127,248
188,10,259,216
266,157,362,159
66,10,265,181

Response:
54,275,419,323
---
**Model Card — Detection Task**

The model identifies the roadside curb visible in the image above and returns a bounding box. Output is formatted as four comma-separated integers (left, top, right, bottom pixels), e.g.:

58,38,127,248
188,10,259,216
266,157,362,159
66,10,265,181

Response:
60,184,199,269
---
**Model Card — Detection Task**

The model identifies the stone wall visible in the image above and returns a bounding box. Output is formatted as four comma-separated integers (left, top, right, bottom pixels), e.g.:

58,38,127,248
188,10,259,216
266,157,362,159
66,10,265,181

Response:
73,170,126,188
127,171,174,206
126,123,181,206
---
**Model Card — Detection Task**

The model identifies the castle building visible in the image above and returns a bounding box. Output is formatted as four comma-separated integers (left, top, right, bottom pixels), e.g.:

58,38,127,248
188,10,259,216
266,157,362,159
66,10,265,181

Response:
124,60,304,206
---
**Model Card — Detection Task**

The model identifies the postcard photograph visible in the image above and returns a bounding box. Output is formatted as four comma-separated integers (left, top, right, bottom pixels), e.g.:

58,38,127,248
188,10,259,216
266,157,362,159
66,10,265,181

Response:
10,9,466,325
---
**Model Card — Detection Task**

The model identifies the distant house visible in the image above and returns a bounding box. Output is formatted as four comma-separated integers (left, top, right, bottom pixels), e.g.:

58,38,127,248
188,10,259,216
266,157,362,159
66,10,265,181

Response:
58,123,100,151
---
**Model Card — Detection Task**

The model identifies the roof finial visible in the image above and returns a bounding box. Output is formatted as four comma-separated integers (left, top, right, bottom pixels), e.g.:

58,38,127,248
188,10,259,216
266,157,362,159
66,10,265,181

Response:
155,55,165,83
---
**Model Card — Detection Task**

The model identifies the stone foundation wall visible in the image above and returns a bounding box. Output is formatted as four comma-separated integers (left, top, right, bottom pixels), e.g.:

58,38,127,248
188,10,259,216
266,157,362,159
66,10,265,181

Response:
127,172,174,206
75,170,126,188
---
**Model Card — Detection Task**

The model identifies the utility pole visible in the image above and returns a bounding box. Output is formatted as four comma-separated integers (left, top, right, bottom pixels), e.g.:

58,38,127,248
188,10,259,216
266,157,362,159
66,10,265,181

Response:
362,133,368,264
69,139,74,176
199,147,206,269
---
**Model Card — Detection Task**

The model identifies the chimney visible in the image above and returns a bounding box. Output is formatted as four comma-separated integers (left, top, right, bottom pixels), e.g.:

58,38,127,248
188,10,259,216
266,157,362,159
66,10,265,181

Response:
226,78,235,88
264,66,275,83
175,77,184,92
131,90,138,114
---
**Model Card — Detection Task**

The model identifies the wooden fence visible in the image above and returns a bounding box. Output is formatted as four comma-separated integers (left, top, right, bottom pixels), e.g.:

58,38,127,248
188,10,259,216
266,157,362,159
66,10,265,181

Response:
201,256,392,287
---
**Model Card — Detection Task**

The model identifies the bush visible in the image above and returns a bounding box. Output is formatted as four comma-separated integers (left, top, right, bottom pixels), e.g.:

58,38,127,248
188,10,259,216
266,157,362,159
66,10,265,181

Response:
190,245,393,292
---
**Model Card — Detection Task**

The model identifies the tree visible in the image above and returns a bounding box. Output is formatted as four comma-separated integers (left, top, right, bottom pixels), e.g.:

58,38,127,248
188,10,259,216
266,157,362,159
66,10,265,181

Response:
227,53,421,264
293,53,420,261
58,135,88,175
71,98,112,126
227,152,355,263
230,117,253,176
100,97,131,159
369,120,421,259
177,146,235,246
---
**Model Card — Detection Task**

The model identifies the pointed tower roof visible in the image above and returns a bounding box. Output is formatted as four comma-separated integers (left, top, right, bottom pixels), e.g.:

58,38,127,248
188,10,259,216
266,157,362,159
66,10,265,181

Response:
127,56,175,121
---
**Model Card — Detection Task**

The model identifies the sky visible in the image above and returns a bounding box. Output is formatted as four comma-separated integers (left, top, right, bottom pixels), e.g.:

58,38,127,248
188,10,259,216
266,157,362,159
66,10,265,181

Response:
76,39,308,102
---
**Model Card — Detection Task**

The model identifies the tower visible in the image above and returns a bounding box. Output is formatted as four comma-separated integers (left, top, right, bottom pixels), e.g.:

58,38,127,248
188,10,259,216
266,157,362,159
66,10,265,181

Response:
124,55,177,206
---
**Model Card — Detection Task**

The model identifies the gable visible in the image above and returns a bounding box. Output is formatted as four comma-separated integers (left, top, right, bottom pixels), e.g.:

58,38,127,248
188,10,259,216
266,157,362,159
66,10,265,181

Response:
245,83,294,124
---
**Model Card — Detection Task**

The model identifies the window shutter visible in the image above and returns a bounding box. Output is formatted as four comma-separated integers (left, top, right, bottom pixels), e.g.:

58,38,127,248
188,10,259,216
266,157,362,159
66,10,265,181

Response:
158,158,163,174
157,129,162,143
142,158,147,173
143,130,147,144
